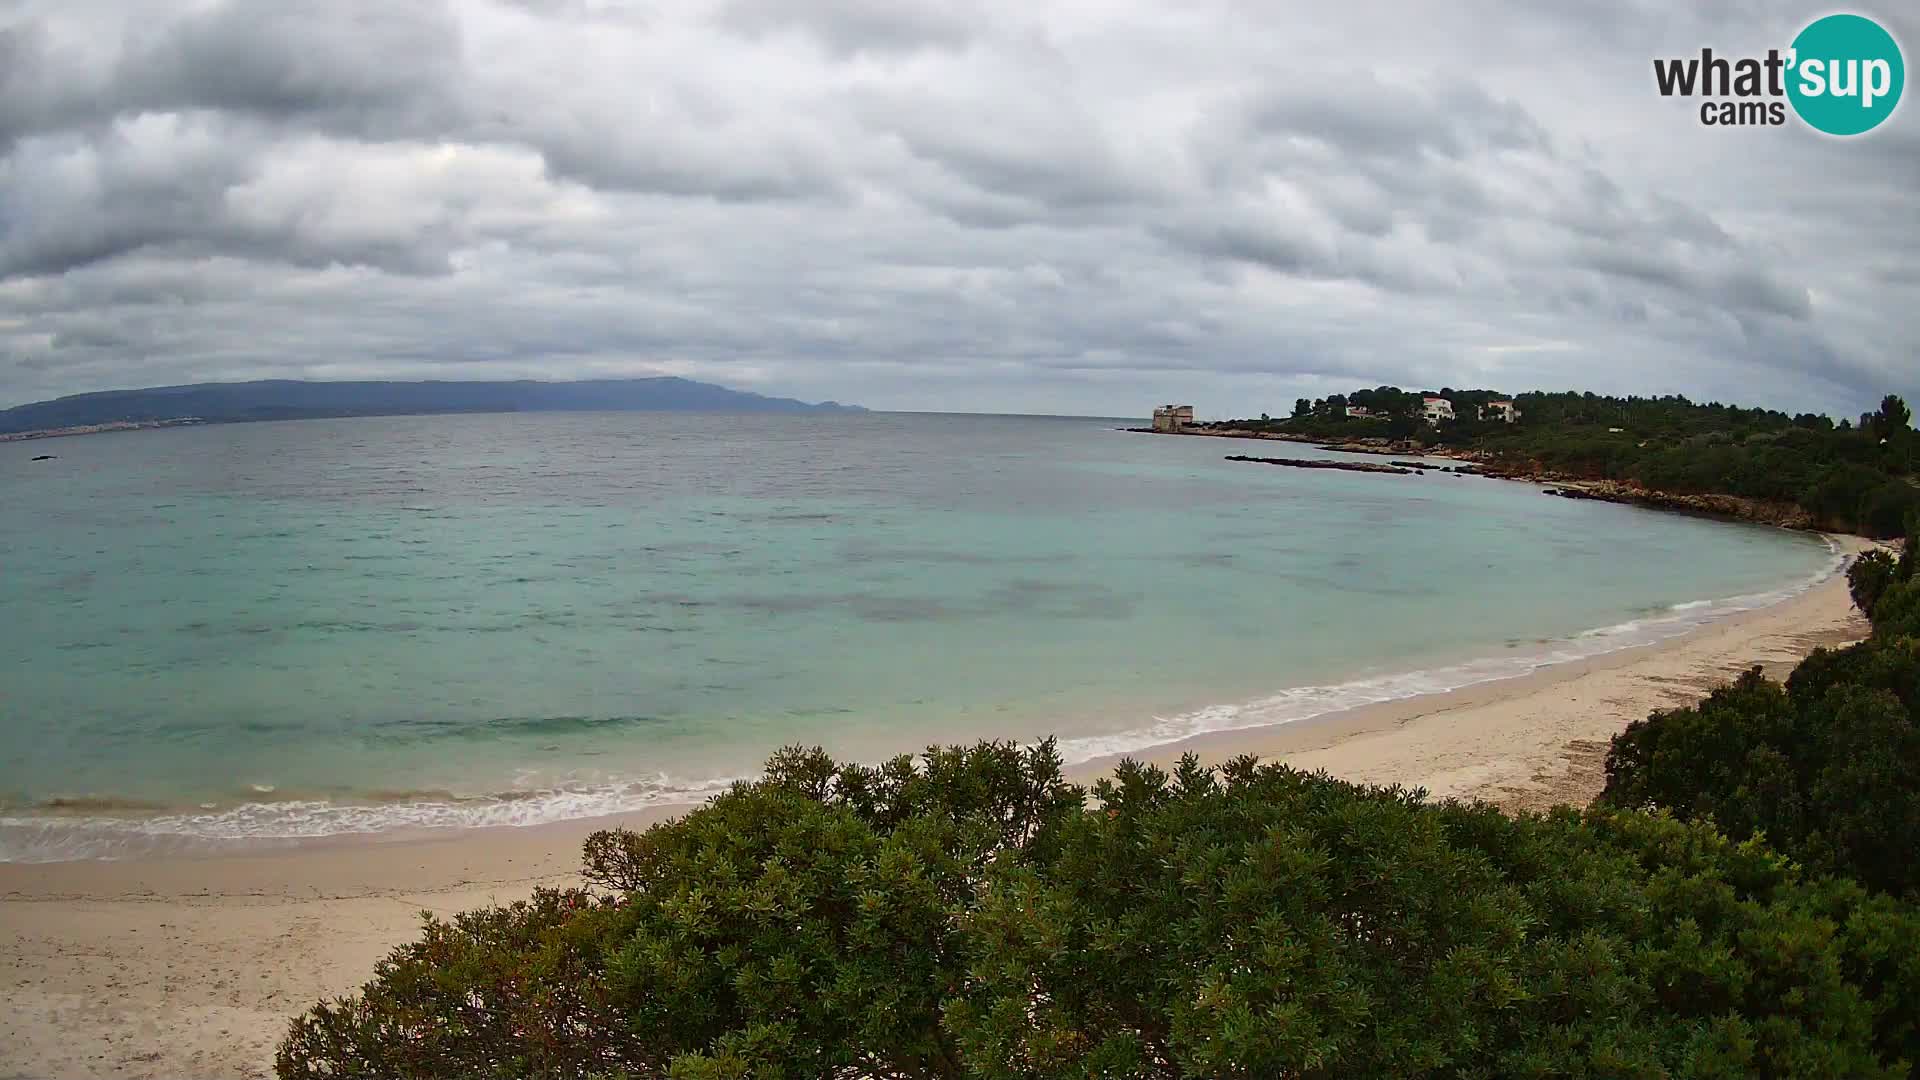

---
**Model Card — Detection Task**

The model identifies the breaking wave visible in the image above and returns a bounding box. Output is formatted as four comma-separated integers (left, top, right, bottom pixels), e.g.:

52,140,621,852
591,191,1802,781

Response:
1051,536,1846,764
0,774,747,863
0,539,1846,863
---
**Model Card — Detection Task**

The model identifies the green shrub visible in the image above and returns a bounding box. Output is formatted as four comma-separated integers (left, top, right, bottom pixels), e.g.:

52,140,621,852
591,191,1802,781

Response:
281,744,1919,1078
1875,575,1920,640
1604,534,1920,901
1850,549,1899,615
1860,483,1920,540
1601,643,1920,899
1863,527,1918,639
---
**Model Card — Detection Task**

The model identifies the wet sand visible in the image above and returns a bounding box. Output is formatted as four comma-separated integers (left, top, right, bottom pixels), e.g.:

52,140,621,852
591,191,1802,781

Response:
0,539,1875,1079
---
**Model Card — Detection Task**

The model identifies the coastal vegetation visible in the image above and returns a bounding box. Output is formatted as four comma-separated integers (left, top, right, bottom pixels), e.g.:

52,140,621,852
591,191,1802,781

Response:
1600,520,1920,898
1212,390,1919,538
282,526,1920,1079
279,746,1920,1079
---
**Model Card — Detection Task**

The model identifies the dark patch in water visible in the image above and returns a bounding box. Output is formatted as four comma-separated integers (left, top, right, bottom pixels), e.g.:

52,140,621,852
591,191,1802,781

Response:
839,544,1073,567
851,595,953,622
372,714,678,743
981,579,1137,620
784,704,856,717
729,593,837,614
1171,552,1237,569
639,541,743,556
763,512,837,523
37,795,169,813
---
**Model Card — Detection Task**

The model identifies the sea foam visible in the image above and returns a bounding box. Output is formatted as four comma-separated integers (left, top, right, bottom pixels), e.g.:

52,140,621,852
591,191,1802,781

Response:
0,773,748,862
0,539,1846,863
1053,536,1844,764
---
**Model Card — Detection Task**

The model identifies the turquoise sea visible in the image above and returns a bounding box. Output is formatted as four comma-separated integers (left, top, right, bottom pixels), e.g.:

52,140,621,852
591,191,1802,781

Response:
0,412,1838,860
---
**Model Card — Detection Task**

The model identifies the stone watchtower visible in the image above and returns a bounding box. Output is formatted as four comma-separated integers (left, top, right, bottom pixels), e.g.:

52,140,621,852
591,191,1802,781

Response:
1152,404,1195,432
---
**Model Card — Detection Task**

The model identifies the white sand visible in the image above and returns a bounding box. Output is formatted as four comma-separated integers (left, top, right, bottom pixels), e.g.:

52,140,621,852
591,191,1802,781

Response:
0,538,1876,1079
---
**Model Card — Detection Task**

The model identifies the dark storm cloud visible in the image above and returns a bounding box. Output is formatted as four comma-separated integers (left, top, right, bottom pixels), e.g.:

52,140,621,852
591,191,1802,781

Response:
0,0,1913,416
0,2,462,145
0,23,62,146
0,121,477,278
0,124,250,278
113,1,461,126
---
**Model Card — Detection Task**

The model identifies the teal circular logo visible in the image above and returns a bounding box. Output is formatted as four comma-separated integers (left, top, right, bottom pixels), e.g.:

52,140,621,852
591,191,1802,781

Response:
1787,14,1904,135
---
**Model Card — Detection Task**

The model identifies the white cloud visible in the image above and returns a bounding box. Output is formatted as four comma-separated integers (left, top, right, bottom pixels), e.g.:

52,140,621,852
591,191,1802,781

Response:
0,0,1913,417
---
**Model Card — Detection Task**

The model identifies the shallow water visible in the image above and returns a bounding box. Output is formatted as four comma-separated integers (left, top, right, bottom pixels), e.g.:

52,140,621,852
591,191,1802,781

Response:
0,411,1836,859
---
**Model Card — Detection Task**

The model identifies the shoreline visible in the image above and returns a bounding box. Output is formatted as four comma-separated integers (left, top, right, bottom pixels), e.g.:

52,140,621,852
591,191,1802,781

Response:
1133,426,1829,533
0,539,1877,1078
1068,543,1869,806
0,530,1842,862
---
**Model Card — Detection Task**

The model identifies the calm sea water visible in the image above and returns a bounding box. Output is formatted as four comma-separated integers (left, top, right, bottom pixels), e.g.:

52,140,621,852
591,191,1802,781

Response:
0,412,1836,860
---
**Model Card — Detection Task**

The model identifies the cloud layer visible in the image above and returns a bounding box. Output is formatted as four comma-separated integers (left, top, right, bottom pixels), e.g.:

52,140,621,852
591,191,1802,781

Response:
1,0,1914,416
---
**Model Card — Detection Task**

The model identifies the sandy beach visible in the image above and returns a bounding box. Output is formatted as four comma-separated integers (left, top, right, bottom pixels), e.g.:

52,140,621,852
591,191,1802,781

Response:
0,539,1875,1080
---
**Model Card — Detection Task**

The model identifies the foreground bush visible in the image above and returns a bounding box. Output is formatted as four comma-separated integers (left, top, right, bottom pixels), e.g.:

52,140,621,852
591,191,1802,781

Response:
280,742,1920,1078
1604,532,1920,898
1600,648,1920,898
1874,570,1920,640
1850,549,1900,615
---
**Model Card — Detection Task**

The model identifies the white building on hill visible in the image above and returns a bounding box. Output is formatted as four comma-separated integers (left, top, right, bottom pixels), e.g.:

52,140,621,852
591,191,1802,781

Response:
1420,396,1455,425
1478,399,1520,423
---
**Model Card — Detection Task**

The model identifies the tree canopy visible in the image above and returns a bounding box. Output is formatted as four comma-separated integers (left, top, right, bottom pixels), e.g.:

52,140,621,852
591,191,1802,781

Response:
1209,389,1918,537
282,733,1920,1077
1601,519,1920,898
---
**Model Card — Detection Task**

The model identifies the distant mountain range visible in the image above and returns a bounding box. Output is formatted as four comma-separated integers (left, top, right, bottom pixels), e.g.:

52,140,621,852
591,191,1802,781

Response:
0,378,864,434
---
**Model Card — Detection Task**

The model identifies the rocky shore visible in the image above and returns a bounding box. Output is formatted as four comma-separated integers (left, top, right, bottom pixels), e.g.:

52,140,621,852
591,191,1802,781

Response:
1534,480,1816,528
1126,425,1401,450
1223,454,1415,474
1131,425,1825,532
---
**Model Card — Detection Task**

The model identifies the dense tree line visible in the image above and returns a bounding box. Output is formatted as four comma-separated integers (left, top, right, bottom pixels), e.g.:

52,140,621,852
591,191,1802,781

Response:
1213,389,1919,537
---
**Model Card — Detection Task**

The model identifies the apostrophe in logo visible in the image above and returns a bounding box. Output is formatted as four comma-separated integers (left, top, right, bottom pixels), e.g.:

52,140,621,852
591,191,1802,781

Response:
1652,11,1904,135
1787,14,1904,135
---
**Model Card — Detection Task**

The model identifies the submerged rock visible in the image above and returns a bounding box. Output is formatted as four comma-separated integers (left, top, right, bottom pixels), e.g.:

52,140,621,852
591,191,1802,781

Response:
1537,480,1815,527
1225,455,1414,475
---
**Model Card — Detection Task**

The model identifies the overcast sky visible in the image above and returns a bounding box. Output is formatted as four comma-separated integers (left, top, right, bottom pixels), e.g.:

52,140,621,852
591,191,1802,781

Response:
1,0,1914,418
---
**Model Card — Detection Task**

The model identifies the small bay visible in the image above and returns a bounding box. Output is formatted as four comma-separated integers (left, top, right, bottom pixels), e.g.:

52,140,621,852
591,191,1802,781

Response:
0,411,1836,859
